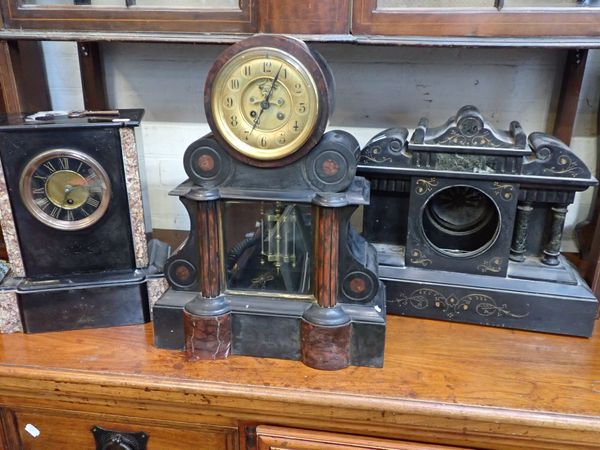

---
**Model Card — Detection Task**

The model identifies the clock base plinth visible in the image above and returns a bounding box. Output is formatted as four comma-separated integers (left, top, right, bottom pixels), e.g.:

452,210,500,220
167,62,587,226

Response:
301,320,351,371
16,270,151,333
379,251,598,337
153,288,386,369
183,299,232,360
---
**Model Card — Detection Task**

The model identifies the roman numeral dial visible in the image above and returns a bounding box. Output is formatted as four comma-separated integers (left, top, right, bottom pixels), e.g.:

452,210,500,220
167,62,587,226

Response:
19,149,112,231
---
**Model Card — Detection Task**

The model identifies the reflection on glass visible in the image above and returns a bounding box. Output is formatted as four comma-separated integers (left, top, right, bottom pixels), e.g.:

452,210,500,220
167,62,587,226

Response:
133,0,238,7
22,0,238,7
503,0,598,6
22,0,123,5
377,0,495,8
223,201,312,295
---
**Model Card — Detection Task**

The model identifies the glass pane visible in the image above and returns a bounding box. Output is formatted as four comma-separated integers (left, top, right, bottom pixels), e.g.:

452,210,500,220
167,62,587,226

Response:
133,0,238,8
223,201,313,296
22,0,123,5
503,0,599,6
22,0,238,7
377,0,495,8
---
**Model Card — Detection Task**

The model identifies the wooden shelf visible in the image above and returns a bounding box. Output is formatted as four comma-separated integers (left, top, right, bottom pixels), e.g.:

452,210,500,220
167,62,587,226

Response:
0,315,599,449
3,30,600,48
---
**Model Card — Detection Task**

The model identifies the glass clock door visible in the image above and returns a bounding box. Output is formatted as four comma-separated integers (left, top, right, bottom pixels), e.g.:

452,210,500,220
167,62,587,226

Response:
222,201,313,296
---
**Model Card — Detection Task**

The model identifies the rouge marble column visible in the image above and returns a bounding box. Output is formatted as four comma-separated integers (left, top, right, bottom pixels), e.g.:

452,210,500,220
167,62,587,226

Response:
184,200,231,360
301,206,351,370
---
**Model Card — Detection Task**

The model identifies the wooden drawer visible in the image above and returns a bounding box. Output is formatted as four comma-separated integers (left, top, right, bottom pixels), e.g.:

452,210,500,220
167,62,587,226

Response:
12,410,237,450
256,426,468,450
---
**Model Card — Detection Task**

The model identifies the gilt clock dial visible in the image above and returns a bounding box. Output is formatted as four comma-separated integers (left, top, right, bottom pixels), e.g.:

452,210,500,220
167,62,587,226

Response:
19,149,111,231
205,35,333,167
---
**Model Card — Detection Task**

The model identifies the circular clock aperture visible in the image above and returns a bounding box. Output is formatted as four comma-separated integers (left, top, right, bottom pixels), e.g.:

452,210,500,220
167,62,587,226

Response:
19,149,111,231
205,35,333,167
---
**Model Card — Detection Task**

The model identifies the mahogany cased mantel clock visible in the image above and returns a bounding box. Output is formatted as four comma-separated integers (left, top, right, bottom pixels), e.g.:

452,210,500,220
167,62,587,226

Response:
0,110,169,334
153,35,386,370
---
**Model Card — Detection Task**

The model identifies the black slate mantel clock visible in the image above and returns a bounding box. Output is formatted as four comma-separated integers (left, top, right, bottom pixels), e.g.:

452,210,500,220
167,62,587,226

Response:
153,35,386,370
358,105,598,337
0,110,168,334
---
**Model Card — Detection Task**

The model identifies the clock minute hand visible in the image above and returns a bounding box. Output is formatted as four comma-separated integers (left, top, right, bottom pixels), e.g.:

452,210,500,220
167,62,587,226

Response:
250,64,283,136
72,182,103,192
264,64,283,104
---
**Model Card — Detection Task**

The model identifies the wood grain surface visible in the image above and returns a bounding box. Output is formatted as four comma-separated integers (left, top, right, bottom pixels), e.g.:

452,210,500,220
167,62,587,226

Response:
257,0,350,34
0,40,50,115
256,425,465,449
0,41,22,114
0,0,257,34
15,411,237,450
352,0,600,37
0,316,599,449
77,42,108,111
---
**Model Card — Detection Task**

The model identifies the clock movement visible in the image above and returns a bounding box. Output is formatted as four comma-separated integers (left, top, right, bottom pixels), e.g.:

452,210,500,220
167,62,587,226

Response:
358,105,598,337
153,35,386,370
0,109,169,334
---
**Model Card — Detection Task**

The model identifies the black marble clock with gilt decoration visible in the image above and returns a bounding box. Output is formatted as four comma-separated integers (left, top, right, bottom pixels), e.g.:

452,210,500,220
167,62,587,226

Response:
358,105,598,337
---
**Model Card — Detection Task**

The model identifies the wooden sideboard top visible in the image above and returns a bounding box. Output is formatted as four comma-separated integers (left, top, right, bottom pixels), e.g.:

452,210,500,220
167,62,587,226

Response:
0,315,599,449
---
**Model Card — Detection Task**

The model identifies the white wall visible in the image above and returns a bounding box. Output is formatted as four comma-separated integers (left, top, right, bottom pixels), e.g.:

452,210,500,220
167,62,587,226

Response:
42,41,600,251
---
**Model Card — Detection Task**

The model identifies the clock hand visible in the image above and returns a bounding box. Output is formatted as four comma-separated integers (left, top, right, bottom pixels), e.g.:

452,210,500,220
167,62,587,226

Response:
250,65,283,136
60,185,74,209
70,182,104,192
264,64,283,104
250,108,264,136
57,182,103,210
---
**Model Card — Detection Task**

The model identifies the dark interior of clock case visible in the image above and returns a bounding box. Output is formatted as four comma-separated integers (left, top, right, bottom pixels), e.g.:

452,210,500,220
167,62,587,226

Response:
223,201,313,295
358,105,598,337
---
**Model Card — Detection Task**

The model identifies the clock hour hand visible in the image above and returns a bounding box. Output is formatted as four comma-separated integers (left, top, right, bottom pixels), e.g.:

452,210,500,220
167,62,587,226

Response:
250,65,283,136
60,189,70,209
59,183,78,209
250,108,265,135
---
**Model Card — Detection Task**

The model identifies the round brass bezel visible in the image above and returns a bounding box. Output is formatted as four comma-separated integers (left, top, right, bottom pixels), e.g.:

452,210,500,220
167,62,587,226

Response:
210,46,320,161
19,149,111,231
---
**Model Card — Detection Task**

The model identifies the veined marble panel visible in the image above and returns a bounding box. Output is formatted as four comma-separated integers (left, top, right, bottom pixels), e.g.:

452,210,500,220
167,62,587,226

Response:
0,159,25,277
120,127,149,268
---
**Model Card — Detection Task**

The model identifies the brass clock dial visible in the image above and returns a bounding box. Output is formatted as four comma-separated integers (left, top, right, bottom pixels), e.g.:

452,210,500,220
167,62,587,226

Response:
19,149,111,231
206,35,333,167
